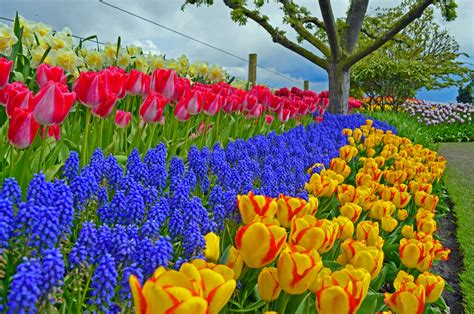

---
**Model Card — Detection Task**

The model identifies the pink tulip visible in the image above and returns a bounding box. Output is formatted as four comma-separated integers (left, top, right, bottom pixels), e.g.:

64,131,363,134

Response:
102,67,127,98
8,109,40,149
278,108,290,123
91,92,117,118
248,103,263,118
182,89,204,115
174,98,190,122
203,92,222,116
0,58,13,89
115,110,131,128
33,82,76,125
125,69,150,96
150,68,178,100
73,71,104,108
139,92,168,123
36,63,66,88
265,114,274,125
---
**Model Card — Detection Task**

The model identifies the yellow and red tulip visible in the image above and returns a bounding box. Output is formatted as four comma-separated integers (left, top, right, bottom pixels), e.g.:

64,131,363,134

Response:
225,246,243,280
399,238,433,272
333,215,354,240
289,215,339,253
305,173,339,198
370,200,395,220
384,271,425,314
414,191,438,212
257,267,281,302
276,194,309,228
235,217,286,268
313,265,371,314
339,202,362,222
337,239,384,279
339,145,359,162
237,191,278,224
356,221,383,248
330,158,351,178
277,244,323,294
416,271,445,303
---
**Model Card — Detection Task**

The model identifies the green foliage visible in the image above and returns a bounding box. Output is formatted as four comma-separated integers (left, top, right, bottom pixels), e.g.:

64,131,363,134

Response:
457,73,474,103
352,6,470,104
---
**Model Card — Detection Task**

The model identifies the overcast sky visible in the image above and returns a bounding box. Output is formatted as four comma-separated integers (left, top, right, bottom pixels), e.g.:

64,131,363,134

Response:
3,0,474,102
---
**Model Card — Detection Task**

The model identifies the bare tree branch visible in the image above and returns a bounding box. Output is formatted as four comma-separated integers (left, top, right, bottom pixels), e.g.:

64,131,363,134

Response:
278,0,330,57
342,0,434,69
299,16,325,29
223,0,329,70
342,0,369,52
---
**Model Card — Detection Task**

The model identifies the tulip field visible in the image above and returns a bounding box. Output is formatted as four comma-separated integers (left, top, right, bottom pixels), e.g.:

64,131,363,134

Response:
0,15,464,314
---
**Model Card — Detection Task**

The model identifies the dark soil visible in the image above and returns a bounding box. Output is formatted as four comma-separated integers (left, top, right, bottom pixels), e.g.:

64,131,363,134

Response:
433,195,464,314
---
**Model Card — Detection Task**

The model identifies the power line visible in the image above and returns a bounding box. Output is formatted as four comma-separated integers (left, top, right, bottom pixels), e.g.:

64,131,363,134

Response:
98,0,302,85
0,16,107,45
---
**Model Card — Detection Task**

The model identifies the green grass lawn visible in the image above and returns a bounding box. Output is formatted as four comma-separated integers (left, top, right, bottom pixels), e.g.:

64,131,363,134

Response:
439,143,474,313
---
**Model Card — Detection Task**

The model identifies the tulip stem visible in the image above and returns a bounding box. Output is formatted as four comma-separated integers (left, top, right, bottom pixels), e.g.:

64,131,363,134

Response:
279,292,290,314
81,109,92,167
98,117,104,149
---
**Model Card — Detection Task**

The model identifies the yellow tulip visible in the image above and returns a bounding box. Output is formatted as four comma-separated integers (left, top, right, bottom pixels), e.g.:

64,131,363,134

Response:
397,209,408,221
257,267,281,302
384,271,426,314
384,169,408,185
337,239,384,279
314,265,371,314
204,232,220,262
277,244,323,294
276,195,309,228
381,215,398,233
370,200,396,220
225,246,243,280
305,173,338,197
414,191,438,211
416,271,445,303
289,215,339,253
356,221,382,248
237,191,278,224
339,202,362,222
339,145,358,162
333,216,354,240
330,158,351,178
305,195,319,215
235,217,286,268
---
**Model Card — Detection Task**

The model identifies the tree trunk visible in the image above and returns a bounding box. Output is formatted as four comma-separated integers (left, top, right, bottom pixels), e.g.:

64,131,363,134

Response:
328,64,350,114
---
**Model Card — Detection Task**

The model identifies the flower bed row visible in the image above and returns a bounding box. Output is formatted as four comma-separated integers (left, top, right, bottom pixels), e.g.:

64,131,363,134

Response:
128,120,450,314
0,114,395,313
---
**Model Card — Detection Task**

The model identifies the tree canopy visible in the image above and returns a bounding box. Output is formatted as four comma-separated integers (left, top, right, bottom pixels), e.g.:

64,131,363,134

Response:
183,0,458,113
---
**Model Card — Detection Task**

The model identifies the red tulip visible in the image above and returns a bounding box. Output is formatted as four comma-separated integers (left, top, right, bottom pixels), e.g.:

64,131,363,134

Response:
203,92,222,116
41,125,61,141
0,58,13,89
91,92,117,118
150,68,178,100
174,98,190,122
36,63,66,88
125,69,150,96
115,110,131,128
278,108,290,123
182,89,204,115
139,92,168,123
242,94,258,112
102,67,127,98
6,85,34,118
265,114,274,125
174,77,191,101
248,103,263,118
8,109,40,149
73,71,104,108
33,82,76,125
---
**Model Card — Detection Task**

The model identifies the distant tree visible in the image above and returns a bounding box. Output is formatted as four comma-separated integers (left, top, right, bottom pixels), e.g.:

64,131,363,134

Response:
457,73,473,103
351,6,470,108
183,0,457,113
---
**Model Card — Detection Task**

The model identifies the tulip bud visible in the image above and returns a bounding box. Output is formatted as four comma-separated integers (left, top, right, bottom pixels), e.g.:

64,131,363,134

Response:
276,195,309,228
305,173,338,198
356,221,382,248
258,267,281,302
416,272,445,303
115,110,131,128
36,63,66,88
333,216,354,240
125,69,150,96
330,158,351,178
264,114,273,125
339,202,362,222
174,98,191,122
381,215,398,233
397,209,408,221
402,225,415,239
139,92,168,123
235,217,286,268
370,200,395,220
399,238,433,272
150,68,178,99
237,191,278,224
277,244,323,294
203,232,220,263
225,246,243,280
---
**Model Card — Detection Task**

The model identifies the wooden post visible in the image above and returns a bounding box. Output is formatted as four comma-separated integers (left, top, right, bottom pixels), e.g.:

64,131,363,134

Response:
304,80,309,91
248,53,257,85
